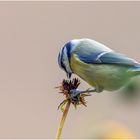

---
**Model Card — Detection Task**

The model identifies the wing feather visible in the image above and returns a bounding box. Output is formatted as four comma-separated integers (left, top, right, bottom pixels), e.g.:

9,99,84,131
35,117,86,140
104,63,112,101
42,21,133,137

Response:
78,51,138,66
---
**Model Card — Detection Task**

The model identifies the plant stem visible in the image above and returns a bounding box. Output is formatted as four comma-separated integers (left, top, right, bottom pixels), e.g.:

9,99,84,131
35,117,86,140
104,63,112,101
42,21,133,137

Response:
56,101,71,140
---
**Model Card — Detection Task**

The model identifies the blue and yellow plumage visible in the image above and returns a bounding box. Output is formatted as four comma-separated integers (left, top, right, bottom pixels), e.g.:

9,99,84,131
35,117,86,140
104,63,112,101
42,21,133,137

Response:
58,38,140,96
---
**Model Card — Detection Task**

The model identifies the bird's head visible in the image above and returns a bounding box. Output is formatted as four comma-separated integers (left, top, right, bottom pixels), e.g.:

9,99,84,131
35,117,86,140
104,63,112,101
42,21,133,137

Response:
58,39,80,78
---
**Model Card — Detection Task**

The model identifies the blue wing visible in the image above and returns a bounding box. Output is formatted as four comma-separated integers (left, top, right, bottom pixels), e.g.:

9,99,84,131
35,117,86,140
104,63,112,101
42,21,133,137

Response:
78,51,139,66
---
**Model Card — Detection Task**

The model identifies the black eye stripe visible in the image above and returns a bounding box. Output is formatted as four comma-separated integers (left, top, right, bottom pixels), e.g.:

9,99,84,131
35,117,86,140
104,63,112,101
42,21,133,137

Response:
65,42,72,63
61,63,67,72
61,46,65,66
58,46,67,72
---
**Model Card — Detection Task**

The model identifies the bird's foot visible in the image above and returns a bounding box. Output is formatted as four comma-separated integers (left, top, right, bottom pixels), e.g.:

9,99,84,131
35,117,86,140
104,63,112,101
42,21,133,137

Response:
70,88,96,100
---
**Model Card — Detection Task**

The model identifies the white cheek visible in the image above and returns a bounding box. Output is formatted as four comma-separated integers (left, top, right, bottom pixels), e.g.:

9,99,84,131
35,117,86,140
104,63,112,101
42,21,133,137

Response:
63,51,72,73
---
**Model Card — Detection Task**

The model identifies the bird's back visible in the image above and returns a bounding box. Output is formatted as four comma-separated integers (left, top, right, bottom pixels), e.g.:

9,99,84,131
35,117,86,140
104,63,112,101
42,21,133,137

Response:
70,39,140,91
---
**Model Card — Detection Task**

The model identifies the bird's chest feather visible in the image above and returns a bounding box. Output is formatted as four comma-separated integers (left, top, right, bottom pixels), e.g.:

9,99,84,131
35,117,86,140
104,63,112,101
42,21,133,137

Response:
70,54,99,87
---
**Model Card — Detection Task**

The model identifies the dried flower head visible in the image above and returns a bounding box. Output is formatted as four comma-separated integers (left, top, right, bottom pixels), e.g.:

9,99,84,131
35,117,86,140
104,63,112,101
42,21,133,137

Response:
57,78,91,111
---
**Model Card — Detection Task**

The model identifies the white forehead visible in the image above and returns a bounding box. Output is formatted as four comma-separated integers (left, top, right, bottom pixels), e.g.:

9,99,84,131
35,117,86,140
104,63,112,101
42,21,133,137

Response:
71,39,81,47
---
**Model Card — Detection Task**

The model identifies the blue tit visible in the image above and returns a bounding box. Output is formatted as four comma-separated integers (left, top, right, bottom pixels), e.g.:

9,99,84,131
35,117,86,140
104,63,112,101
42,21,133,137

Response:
58,38,140,97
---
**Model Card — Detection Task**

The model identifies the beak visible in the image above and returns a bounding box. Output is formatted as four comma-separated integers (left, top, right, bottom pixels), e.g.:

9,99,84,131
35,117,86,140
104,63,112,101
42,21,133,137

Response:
67,73,72,79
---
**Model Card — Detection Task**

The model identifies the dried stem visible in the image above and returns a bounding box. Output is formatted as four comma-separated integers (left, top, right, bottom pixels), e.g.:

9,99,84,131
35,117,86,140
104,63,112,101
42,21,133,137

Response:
56,78,90,139
56,101,71,140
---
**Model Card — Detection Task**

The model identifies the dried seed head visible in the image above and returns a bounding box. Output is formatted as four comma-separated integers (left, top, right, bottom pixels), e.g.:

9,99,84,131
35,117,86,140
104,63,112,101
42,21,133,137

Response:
57,78,91,109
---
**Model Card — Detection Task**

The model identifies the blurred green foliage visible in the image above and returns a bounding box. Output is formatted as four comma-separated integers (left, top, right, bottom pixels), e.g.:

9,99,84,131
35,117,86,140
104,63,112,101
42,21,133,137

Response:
120,77,140,100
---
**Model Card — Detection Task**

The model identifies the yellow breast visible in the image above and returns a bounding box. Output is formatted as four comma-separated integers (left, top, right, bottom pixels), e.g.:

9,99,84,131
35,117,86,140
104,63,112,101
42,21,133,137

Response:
70,54,97,87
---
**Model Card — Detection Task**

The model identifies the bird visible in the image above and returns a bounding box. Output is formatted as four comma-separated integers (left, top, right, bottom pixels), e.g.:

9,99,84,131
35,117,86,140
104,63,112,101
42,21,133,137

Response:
58,38,140,98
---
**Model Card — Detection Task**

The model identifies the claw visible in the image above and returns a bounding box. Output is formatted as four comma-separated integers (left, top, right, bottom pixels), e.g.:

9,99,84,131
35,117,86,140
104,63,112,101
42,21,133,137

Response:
70,88,96,100
70,89,81,99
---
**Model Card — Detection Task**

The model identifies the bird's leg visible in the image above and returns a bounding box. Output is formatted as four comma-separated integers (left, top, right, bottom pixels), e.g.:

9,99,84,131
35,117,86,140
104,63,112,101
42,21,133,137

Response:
70,87,96,99
80,88,97,94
